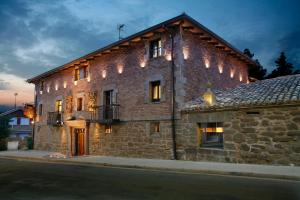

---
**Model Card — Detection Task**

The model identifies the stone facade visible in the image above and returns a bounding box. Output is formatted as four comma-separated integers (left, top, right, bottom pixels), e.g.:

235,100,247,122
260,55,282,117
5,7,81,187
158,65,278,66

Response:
178,105,300,166
31,15,250,160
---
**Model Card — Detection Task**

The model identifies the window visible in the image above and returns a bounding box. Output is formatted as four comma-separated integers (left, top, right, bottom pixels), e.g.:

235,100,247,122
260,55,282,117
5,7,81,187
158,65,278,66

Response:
151,122,160,133
105,125,112,134
75,66,88,81
77,98,83,111
55,100,62,113
150,39,162,58
39,104,43,116
150,81,161,102
199,122,223,148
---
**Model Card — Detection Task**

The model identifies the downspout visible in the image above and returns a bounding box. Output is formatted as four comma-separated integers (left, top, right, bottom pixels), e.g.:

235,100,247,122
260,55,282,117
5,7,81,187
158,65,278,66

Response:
32,87,37,148
169,28,177,160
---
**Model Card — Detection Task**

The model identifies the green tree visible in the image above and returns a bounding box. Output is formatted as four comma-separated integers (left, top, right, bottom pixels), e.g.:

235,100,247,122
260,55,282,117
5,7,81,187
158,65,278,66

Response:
0,116,10,150
266,52,298,78
244,48,267,80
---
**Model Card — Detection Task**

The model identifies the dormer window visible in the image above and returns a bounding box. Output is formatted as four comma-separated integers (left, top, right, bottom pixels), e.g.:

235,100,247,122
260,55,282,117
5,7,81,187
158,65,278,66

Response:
75,66,88,81
150,39,162,58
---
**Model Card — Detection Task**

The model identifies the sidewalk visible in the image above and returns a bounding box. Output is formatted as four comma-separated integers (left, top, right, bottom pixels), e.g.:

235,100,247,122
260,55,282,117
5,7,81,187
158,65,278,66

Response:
0,150,299,180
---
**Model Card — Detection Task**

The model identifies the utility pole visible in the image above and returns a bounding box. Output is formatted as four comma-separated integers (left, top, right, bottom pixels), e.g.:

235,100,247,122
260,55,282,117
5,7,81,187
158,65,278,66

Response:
14,93,18,109
117,24,125,40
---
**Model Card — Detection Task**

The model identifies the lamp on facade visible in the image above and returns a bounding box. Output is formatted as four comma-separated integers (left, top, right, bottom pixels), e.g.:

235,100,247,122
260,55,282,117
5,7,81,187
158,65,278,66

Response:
202,82,216,106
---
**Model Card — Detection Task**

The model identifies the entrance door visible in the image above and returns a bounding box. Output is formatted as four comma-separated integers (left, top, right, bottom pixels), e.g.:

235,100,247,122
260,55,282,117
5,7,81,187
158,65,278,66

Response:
74,128,85,156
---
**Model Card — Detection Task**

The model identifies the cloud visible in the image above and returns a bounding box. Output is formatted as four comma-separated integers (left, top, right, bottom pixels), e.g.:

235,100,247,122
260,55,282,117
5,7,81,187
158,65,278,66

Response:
0,79,10,90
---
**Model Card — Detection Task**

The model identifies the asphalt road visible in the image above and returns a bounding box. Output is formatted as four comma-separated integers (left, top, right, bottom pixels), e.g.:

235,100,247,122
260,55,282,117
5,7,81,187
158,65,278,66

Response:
0,158,299,200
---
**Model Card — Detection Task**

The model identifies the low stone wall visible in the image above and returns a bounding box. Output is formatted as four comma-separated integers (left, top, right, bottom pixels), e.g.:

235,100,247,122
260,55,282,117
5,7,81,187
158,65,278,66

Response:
178,105,300,166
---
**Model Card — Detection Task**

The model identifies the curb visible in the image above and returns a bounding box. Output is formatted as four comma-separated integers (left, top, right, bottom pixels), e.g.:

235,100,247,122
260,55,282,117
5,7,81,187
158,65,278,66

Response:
1,155,299,181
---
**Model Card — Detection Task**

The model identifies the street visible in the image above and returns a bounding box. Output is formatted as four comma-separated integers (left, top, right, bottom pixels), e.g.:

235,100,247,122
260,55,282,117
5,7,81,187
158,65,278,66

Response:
0,158,299,200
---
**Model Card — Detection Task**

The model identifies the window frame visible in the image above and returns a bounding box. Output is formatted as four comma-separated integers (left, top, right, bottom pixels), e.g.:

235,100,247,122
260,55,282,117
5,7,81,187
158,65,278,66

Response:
149,39,162,59
75,66,88,81
198,122,224,149
150,80,161,102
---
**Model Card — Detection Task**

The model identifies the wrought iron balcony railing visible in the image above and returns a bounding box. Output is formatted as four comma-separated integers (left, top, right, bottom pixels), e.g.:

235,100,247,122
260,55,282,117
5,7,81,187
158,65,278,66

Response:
90,104,120,124
47,112,63,126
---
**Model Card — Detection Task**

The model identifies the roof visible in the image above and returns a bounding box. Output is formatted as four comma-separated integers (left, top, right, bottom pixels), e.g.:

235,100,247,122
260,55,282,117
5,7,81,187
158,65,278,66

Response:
0,107,24,117
183,74,300,112
27,13,255,83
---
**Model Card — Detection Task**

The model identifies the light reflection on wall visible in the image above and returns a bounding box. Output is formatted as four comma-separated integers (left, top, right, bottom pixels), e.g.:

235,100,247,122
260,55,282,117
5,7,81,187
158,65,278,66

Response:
63,81,67,88
140,60,146,68
218,63,223,74
117,64,123,74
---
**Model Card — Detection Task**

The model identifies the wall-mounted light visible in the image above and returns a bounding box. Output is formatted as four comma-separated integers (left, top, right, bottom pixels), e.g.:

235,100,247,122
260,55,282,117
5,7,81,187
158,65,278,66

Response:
63,81,67,88
102,70,107,78
47,86,50,93
183,47,189,60
74,81,77,86
55,84,58,91
205,59,210,68
230,69,235,78
166,53,172,61
239,73,243,82
117,64,123,74
140,60,146,68
218,64,223,74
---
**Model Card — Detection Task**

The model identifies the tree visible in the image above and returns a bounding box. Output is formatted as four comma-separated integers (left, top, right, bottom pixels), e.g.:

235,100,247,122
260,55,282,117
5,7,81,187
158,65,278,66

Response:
266,52,298,79
243,48,267,80
0,116,10,150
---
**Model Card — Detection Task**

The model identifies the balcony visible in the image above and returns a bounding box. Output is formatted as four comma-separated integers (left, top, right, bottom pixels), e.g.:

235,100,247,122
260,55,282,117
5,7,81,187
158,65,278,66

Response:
90,104,120,124
47,112,63,126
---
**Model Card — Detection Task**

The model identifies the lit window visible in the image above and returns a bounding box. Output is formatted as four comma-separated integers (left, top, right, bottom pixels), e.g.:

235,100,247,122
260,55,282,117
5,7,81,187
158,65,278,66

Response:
199,122,223,148
150,39,162,58
150,81,161,102
77,98,83,111
75,66,88,81
105,125,112,134
55,100,62,113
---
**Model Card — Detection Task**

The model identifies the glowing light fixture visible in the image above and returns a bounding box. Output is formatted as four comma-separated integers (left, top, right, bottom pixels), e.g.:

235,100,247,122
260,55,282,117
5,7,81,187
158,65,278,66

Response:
55,84,58,91
140,60,146,68
63,81,67,88
239,73,243,82
202,82,216,106
205,59,210,68
218,64,223,74
102,70,107,78
74,81,77,86
47,86,50,93
183,47,189,60
230,69,235,78
117,64,123,74
166,53,172,61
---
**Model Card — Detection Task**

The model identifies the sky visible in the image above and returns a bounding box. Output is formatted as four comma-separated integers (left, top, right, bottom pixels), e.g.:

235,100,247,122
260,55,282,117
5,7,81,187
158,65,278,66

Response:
0,0,299,106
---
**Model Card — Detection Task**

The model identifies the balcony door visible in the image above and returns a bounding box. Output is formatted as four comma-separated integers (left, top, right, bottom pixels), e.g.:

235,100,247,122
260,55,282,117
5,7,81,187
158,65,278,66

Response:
104,90,113,119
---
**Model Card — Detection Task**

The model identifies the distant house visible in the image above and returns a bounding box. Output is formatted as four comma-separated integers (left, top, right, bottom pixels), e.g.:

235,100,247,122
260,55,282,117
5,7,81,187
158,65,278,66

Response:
0,104,34,139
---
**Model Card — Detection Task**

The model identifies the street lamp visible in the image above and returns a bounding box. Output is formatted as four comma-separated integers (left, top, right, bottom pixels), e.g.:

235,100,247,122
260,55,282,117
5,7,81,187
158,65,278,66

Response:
14,93,18,109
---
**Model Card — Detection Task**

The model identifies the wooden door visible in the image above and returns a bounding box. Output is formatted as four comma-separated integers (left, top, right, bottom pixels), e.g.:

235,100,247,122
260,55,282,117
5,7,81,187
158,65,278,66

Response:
75,128,85,156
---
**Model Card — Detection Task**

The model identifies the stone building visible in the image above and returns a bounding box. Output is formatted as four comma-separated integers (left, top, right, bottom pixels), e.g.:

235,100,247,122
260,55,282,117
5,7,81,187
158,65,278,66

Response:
27,14,255,160
182,75,300,166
